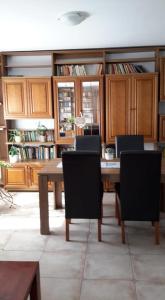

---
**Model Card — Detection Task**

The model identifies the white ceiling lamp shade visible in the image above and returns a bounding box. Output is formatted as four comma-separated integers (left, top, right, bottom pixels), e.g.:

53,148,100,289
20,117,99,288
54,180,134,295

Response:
58,11,90,26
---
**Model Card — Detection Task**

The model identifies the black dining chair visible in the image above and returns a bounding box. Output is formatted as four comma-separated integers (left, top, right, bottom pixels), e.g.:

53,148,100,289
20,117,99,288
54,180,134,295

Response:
115,135,144,158
62,151,103,241
114,135,144,217
75,135,101,155
116,150,162,244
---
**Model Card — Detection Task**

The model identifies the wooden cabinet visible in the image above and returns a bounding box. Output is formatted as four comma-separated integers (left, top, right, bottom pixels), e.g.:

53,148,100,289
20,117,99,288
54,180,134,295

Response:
160,57,165,100
53,76,104,144
4,162,53,191
2,77,52,119
5,164,28,190
0,79,8,161
106,73,158,143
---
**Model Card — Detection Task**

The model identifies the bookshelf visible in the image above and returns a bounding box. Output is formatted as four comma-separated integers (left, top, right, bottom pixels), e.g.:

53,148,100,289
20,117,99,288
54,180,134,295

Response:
53,50,104,76
105,49,156,74
7,128,56,161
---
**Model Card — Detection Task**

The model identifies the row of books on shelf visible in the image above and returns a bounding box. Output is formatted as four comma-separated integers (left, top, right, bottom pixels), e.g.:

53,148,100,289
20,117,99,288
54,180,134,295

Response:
57,65,87,76
107,63,146,74
24,130,54,142
8,130,54,143
56,64,103,76
14,145,56,161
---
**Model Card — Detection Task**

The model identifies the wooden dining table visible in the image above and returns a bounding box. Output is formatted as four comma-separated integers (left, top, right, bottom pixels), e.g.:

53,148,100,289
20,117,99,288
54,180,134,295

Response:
38,158,165,235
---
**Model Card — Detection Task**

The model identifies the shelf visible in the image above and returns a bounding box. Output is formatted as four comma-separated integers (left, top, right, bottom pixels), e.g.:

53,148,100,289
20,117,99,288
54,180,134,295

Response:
54,61,103,65
106,57,156,63
5,65,52,68
7,142,55,145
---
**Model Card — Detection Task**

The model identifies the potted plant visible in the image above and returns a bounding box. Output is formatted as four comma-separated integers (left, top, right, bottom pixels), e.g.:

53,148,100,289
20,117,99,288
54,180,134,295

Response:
9,129,22,143
36,123,47,142
66,116,75,130
105,147,115,160
9,146,19,163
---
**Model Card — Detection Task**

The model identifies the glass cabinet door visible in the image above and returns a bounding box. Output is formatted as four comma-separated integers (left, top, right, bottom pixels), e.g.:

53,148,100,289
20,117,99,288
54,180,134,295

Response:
81,81,100,135
57,81,75,140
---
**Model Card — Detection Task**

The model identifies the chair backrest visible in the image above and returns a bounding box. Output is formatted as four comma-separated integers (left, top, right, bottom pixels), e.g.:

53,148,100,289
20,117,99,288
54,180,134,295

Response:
75,135,101,155
120,150,162,221
115,135,144,158
62,151,102,219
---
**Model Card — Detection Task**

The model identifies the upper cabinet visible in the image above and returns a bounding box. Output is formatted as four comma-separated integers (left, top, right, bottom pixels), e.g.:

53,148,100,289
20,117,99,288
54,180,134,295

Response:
53,76,104,144
106,73,158,143
2,77,53,119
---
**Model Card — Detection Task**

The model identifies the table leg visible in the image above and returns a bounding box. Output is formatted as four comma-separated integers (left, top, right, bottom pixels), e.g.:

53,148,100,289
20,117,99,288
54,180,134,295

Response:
30,263,41,300
54,181,62,209
39,175,49,234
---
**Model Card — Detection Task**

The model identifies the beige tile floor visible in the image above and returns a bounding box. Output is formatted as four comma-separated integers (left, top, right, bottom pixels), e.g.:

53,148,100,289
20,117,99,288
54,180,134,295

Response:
1,192,165,299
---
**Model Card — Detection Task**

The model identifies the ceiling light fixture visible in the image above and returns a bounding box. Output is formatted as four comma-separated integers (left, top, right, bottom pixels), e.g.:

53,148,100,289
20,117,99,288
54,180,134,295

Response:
58,11,89,26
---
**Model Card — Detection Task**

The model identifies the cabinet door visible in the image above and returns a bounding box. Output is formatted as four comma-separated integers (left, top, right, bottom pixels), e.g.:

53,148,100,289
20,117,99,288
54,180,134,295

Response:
5,165,28,190
133,74,158,142
79,76,104,140
29,165,53,190
29,165,42,189
53,77,77,144
106,75,131,144
160,57,165,100
27,78,52,118
2,78,27,119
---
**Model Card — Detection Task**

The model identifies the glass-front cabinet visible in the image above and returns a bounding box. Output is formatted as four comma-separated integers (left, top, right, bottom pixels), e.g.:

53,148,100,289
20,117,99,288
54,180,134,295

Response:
53,76,104,144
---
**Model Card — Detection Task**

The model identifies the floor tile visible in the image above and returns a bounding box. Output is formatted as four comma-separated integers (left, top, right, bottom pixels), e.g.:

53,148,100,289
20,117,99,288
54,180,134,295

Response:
132,254,165,281
80,279,136,300
84,253,133,280
41,277,81,300
0,250,42,261
40,251,85,278
136,281,165,300
4,230,48,251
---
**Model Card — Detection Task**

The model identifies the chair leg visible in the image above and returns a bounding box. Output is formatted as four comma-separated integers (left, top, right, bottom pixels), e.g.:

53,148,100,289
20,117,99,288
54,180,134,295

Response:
115,193,118,218
66,219,70,241
121,221,125,244
154,221,160,245
101,204,103,224
98,219,102,242
116,196,121,226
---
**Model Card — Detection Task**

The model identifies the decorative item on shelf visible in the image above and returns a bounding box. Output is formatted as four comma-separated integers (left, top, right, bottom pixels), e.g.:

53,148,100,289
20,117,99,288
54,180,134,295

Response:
105,147,115,160
66,116,75,130
9,145,19,163
75,112,86,128
9,129,22,143
36,123,47,142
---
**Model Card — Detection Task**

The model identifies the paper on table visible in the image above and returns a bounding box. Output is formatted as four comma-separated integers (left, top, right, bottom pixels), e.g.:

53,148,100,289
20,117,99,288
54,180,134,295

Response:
101,161,120,168
57,162,63,168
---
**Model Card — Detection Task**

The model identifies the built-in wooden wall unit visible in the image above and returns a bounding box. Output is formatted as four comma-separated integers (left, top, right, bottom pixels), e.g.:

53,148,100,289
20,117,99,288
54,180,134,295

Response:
1,45,165,190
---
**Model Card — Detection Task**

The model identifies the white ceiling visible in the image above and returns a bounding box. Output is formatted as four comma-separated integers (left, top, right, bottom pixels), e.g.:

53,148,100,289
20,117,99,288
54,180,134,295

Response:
1,0,165,51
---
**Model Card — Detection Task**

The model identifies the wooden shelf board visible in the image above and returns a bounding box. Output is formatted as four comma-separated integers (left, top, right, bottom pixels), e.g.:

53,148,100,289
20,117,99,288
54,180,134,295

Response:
106,57,156,63
6,142,55,145
5,65,52,68
54,61,103,65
